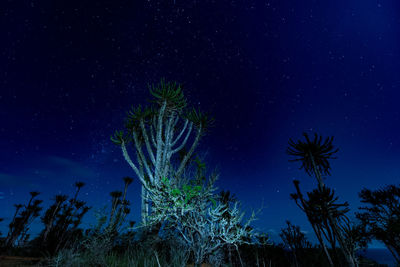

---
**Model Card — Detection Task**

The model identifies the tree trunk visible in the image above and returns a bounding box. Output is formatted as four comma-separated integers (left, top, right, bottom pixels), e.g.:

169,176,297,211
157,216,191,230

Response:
141,184,147,224
386,244,400,264
309,153,356,267
293,180,334,267
313,223,334,267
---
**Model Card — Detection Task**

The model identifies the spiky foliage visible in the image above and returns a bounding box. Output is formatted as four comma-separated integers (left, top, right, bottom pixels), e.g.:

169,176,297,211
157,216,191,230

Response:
304,187,354,265
123,177,134,186
280,221,312,267
291,180,360,266
287,133,356,266
123,105,156,143
0,218,3,238
340,220,370,263
80,177,133,264
108,178,133,235
142,170,258,266
110,130,125,146
280,221,312,250
4,192,43,247
184,107,215,134
290,180,335,266
287,132,338,178
357,185,400,264
110,191,122,199
74,182,85,189
149,78,187,111
111,79,214,224
304,187,350,225
38,182,90,255
30,191,40,198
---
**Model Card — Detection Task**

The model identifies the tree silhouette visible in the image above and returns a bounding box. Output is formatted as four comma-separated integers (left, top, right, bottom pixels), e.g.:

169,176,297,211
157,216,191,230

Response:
287,133,357,267
4,192,43,247
291,180,335,266
39,182,90,255
280,220,312,267
83,177,135,260
0,218,3,238
287,132,338,188
357,185,400,264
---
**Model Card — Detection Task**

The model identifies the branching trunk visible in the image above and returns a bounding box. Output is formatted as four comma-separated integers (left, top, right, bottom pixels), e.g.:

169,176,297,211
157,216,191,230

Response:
120,110,203,223
310,153,357,267
293,181,334,267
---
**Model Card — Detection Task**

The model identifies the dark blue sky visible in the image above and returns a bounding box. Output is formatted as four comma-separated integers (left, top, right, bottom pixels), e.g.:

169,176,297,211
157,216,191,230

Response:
1,0,399,247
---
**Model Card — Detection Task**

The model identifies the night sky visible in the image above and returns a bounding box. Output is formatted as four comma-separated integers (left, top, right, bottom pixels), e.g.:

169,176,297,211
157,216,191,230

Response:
1,0,400,247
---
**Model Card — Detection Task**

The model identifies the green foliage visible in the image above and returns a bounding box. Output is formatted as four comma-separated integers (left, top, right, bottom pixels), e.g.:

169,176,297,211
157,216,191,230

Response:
110,130,125,145
184,107,215,133
171,188,181,198
159,176,216,209
149,78,187,111
209,197,217,207
123,105,156,142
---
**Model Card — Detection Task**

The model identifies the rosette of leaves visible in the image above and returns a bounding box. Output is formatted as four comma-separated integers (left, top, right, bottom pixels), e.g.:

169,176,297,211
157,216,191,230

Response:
287,132,338,177
124,105,155,139
149,78,187,112
184,107,214,135
110,130,126,146
305,186,349,225
111,105,155,146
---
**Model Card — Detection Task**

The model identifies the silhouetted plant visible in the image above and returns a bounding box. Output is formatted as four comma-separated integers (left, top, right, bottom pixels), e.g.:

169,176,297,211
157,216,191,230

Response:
38,181,90,255
280,220,312,267
357,184,400,264
340,220,370,264
288,133,358,267
287,132,338,188
107,178,133,235
291,180,335,266
0,218,3,237
82,176,133,259
4,191,43,248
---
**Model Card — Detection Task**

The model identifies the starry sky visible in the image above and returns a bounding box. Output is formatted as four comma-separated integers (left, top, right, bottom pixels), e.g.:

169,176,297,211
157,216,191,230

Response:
1,0,400,247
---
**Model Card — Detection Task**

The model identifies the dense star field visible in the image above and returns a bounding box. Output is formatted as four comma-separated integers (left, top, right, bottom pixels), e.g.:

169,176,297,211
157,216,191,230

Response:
1,0,400,250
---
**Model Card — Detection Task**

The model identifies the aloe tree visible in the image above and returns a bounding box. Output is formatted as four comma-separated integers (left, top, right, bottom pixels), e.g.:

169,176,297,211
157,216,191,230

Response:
287,133,357,267
39,182,90,254
280,220,312,267
0,218,3,238
5,191,43,247
287,133,338,190
357,185,400,264
291,180,334,266
111,79,213,224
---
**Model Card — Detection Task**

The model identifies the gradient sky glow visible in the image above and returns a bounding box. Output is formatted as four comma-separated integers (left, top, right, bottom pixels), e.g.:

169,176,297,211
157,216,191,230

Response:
1,0,400,248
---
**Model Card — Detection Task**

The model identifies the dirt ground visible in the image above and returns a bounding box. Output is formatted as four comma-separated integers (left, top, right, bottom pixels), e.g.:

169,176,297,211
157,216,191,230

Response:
0,256,42,267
